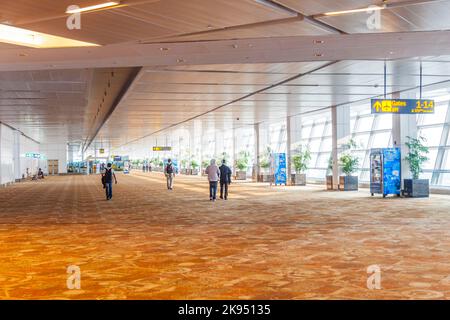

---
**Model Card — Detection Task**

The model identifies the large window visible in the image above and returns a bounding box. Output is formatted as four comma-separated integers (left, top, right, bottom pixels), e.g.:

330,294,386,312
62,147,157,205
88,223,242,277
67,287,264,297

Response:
416,88,450,186
293,109,332,180
350,103,393,182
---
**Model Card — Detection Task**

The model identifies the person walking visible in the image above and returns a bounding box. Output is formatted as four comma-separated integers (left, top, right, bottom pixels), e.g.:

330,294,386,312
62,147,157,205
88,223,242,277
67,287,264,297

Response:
102,163,117,200
164,158,175,190
219,159,232,200
205,159,220,201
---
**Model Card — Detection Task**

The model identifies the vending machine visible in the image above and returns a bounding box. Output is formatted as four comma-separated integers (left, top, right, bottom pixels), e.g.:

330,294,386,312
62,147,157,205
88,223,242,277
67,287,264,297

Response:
370,148,401,198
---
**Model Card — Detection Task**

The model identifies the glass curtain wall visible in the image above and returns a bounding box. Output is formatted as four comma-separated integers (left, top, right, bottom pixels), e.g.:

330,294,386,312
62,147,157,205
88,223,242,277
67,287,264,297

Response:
292,110,332,180
416,87,450,186
349,102,393,182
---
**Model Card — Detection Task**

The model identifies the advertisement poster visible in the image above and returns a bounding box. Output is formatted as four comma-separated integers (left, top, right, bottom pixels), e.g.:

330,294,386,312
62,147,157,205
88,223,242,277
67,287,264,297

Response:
273,153,287,186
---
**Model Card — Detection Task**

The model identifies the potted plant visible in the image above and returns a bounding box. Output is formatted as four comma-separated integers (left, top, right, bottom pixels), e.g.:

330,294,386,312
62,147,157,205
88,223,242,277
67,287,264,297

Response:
338,139,359,191
326,155,334,190
291,147,311,186
236,151,250,180
404,136,430,197
180,158,189,174
258,146,272,182
190,159,199,175
201,159,210,176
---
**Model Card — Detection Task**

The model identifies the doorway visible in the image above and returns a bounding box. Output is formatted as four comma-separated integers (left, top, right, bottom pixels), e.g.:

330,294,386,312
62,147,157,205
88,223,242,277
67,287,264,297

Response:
48,160,59,175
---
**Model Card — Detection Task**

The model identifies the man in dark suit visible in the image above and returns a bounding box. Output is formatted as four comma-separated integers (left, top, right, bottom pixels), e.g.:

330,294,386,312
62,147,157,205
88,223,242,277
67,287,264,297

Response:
219,159,232,200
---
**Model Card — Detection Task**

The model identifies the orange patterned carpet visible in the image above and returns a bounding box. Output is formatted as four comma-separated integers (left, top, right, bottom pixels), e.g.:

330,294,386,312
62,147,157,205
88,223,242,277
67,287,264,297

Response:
0,172,449,300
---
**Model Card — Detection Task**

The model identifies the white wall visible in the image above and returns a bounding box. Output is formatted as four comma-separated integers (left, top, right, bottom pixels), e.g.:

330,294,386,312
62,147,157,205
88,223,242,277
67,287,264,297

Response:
0,124,16,185
19,134,40,179
39,143,68,174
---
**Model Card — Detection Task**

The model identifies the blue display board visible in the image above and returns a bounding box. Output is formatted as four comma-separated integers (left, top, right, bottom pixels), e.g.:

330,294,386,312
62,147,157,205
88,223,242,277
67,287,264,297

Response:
382,148,401,196
371,99,434,114
273,153,287,185
370,148,401,197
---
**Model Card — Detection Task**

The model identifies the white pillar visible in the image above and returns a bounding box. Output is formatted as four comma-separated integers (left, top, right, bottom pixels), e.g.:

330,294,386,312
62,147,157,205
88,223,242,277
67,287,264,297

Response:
392,91,418,184
254,123,261,180
331,105,351,189
286,117,292,184
13,130,21,181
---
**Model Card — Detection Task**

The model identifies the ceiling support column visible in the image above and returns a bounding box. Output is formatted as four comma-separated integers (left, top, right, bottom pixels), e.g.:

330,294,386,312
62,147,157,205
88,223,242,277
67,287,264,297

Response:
392,91,418,184
286,116,292,185
331,105,351,189
254,123,261,181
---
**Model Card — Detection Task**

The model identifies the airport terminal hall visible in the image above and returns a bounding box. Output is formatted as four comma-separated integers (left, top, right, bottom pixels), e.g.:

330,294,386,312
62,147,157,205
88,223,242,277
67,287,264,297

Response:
1,0,450,301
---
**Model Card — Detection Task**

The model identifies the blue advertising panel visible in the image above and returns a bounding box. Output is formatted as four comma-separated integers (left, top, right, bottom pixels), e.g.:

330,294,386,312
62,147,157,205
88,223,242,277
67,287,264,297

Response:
113,156,122,161
382,148,401,196
273,153,287,185
371,99,434,114
370,148,401,197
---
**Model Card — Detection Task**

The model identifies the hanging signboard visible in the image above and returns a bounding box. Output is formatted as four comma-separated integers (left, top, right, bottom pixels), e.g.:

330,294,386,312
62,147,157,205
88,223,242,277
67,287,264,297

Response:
113,156,122,161
99,148,105,154
273,153,287,186
25,152,41,159
153,146,172,151
371,99,434,114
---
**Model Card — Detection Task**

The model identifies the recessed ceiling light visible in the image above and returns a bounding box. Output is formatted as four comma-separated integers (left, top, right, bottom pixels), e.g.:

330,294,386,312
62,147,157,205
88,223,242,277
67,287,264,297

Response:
66,1,121,14
0,23,98,48
232,44,238,49
324,5,385,16
314,53,324,57
314,40,324,44
160,47,169,51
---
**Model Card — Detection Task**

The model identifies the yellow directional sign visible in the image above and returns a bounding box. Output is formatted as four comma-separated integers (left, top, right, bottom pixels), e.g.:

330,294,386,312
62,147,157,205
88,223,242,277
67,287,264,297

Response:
153,146,172,151
371,99,434,114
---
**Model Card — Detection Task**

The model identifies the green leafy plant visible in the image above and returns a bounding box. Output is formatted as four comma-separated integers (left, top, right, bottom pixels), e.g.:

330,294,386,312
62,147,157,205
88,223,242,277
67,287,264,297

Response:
259,146,272,170
190,159,199,169
339,138,359,176
405,136,429,180
292,147,311,173
180,159,188,169
202,159,210,169
339,154,359,176
327,155,333,175
236,151,250,171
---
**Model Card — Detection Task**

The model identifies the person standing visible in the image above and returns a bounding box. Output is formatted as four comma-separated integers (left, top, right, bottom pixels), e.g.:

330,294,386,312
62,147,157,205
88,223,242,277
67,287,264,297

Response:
102,163,117,200
164,158,175,190
205,159,220,201
219,159,232,200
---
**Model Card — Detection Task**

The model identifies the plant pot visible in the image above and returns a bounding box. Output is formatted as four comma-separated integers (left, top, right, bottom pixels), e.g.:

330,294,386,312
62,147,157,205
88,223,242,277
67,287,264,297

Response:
339,175,358,191
291,173,306,186
258,174,273,183
236,171,247,180
403,179,429,198
191,169,199,175
326,175,333,190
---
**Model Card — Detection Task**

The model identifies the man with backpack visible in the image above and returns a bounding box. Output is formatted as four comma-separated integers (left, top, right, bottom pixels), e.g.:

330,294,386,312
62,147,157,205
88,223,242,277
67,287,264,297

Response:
102,163,117,200
164,158,175,190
